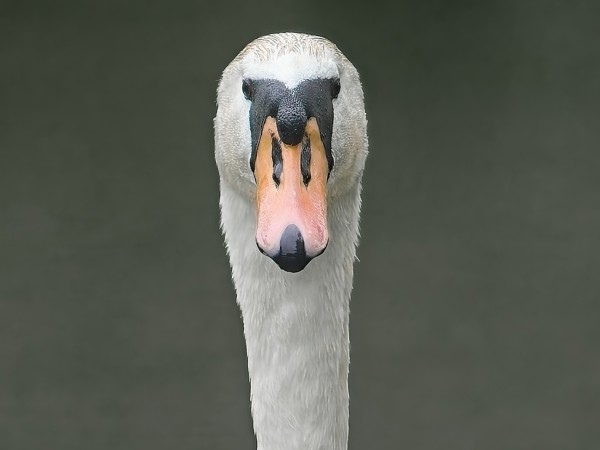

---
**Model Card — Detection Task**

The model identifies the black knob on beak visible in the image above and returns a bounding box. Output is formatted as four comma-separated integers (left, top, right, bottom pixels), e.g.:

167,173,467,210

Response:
276,95,308,146
271,224,311,273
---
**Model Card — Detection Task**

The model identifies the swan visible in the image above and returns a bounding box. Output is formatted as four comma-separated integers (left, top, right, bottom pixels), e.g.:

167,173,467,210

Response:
214,33,368,450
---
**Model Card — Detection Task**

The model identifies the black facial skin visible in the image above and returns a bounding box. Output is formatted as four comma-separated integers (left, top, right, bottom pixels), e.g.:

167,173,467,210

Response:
244,78,339,177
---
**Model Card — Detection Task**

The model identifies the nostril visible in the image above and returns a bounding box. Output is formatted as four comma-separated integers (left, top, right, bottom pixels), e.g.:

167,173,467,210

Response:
300,138,311,186
271,136,283,186
272,224,311,272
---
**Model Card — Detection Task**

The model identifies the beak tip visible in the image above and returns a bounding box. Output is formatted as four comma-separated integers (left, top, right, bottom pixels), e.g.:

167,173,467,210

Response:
273,254,311,273
258,224,325,273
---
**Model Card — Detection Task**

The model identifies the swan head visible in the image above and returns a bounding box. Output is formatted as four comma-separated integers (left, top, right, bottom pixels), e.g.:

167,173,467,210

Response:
215,33,367,273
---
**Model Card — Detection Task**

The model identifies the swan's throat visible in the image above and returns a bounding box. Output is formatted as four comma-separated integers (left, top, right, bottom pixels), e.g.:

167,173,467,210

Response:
243,265,351,450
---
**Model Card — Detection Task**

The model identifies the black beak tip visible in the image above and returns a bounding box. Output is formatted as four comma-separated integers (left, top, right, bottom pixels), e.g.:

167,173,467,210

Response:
269,224,312,273
272,252,311,273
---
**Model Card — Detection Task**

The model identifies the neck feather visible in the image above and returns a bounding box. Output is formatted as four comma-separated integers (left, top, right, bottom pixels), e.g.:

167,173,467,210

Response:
219,181,361,450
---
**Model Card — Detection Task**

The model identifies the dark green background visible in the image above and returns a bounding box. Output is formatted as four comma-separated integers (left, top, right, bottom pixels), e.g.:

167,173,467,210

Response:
1,0,599,448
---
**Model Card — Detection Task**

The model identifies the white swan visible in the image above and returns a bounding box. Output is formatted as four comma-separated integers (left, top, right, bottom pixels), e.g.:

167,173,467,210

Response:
214,33,368,450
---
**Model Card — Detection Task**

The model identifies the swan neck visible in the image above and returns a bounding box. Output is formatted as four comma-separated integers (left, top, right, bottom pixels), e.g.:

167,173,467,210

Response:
219,182,360,450
244,277,350,450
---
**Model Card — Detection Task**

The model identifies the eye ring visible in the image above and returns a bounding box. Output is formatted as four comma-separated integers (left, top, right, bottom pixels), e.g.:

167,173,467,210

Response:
242,79,253,100
331,78,341,99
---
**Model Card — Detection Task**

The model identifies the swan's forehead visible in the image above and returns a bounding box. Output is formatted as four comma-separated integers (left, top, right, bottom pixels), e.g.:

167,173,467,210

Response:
241,53,339,88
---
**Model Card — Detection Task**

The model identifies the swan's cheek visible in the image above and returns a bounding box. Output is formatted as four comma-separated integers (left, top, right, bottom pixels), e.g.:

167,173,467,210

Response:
254,117,329,270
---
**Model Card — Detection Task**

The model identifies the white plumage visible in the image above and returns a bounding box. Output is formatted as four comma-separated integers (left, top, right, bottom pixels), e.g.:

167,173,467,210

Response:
214,33,368,450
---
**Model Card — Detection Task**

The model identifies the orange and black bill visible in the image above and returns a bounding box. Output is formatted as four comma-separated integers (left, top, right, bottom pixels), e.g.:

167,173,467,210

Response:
244,78,339,272
254,117,329,272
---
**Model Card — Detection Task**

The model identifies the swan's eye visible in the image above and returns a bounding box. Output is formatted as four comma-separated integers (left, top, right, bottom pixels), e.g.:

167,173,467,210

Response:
331,78,341,99
242,79,253,100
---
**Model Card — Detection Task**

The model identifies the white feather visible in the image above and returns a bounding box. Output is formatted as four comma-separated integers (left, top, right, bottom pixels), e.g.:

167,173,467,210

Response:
215,33,368,450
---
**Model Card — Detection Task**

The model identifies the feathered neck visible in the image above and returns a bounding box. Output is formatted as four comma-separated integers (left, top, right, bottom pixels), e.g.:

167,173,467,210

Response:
219,179,362,450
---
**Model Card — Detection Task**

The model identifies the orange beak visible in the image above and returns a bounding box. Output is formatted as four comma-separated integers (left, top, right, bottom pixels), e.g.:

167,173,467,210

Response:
254,116,329,272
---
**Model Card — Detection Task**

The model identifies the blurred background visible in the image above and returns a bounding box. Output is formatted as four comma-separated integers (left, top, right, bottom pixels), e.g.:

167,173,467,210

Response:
1,0,599,448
